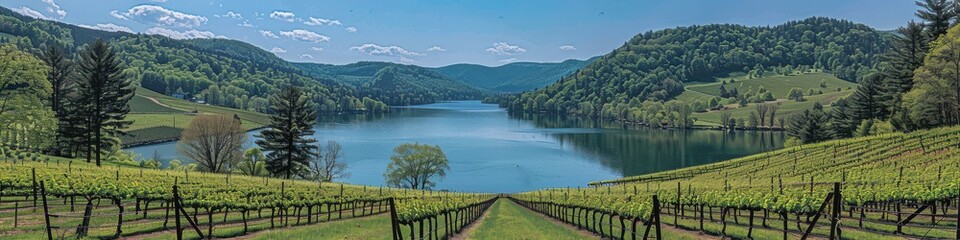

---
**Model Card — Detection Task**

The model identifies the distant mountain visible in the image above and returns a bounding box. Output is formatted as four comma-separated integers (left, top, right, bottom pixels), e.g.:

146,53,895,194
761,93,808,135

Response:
432,57,599,93
295,62,490,105
0,6,385,113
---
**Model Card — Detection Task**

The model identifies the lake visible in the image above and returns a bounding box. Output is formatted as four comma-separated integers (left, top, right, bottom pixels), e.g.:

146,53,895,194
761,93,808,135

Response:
128,101,785,193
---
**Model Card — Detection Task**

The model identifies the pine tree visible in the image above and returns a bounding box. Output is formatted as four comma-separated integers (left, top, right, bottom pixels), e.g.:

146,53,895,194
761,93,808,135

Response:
39,44,73,154
256,86,319,179
76,39,134,166
916,0,955,39
881,21,928,112
787,106,830,143
828,98,859,139
850,73,888,120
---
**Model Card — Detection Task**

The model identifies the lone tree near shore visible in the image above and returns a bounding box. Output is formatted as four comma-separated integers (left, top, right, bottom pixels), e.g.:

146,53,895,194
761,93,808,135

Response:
384,143,450,190
177,114,246,173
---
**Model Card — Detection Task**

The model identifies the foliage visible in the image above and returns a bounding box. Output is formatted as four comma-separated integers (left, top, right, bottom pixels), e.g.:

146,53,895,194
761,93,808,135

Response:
310,140,349,182
901,24,960,128
384,143,450,190
237,147,268,177
786,104,830,143
256,86,318,179
0,44,56,149
0,8,390,114
505,17,888,118
177,114,246,173
74,39,135,166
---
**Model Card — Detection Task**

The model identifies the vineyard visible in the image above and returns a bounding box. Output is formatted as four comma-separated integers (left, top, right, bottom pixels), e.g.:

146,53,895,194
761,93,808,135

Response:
511,126,960,239
0,149,491,239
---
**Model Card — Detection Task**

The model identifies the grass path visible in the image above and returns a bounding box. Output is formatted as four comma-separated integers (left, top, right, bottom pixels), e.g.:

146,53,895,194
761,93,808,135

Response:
464,199,591,239
242,214,392,240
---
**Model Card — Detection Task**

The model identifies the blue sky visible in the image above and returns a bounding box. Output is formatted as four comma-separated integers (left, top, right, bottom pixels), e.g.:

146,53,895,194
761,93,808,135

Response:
3,0,916,67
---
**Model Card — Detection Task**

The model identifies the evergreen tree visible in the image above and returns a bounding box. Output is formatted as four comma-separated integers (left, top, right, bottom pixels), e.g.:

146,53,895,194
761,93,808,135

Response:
916,0,955,39
255,86,319,179
39,44,73,153
829,98,859,139
786,105,830,144
850,73,888,120
881,21,928,113
76,39,134,166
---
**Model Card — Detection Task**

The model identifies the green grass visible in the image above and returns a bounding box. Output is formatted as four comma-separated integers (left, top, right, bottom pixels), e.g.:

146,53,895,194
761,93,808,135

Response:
693,90,852,125
684,72,855,101
245,214,392,240
119,88,270,145
134,87,269,127
129,95,185,113
467,199,588,239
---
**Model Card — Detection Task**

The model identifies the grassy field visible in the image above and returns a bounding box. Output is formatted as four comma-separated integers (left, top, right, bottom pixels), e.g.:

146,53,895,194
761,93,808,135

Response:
670,72,857,125
693,90,852,125
685,72,856,99
122,87,269,146
134,87,270,126
466,199,589,239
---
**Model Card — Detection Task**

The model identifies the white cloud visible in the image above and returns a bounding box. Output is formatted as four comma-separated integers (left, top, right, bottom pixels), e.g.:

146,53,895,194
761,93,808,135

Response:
486,42,526,55
279,29,330,43
215,11,242,19
399,56,415,63
270,11,295,22
303,17,341,26
349,44,424,56
110,10,126,20
259,30,279,39
299,54,313,59
42,0,66,19
559,45,576,51
238,21,254,28
345,26,357,33
427,46,446,52
270,47,287,54
499,58,518,63
77,23,134,33
147,27,220,39
310,47,324,52
113,5,208,28
12,7,49,20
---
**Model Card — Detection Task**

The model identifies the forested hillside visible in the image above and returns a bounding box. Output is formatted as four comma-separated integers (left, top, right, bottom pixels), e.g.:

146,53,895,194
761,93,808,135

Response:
431,57,599,93
297,61,490,105
0,7,385,113
504,17,889,117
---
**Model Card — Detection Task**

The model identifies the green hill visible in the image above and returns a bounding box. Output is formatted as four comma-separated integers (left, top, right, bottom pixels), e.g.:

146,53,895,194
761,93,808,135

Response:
503,17,889,117
431,57,599,93
0,6,384,113
296,62,491,105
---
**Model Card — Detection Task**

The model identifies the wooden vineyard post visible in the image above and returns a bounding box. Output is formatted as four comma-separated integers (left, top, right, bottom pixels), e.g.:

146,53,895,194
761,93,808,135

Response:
956,187,959,240
174,185,182,240
32,168,37,208
653,195,662,239
675,182,680,225
388,198,400,240
40,181,52,240
830,182,841,239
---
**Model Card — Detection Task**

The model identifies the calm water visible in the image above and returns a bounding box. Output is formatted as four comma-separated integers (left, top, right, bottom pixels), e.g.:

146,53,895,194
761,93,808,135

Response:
128,101,784,192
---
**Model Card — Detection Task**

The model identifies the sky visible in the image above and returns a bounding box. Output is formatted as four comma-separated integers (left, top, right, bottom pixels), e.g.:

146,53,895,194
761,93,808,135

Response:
2,0,918,67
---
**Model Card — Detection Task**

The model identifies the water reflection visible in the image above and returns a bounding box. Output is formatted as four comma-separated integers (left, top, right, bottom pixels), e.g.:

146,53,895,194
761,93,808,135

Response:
128,101,783,192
